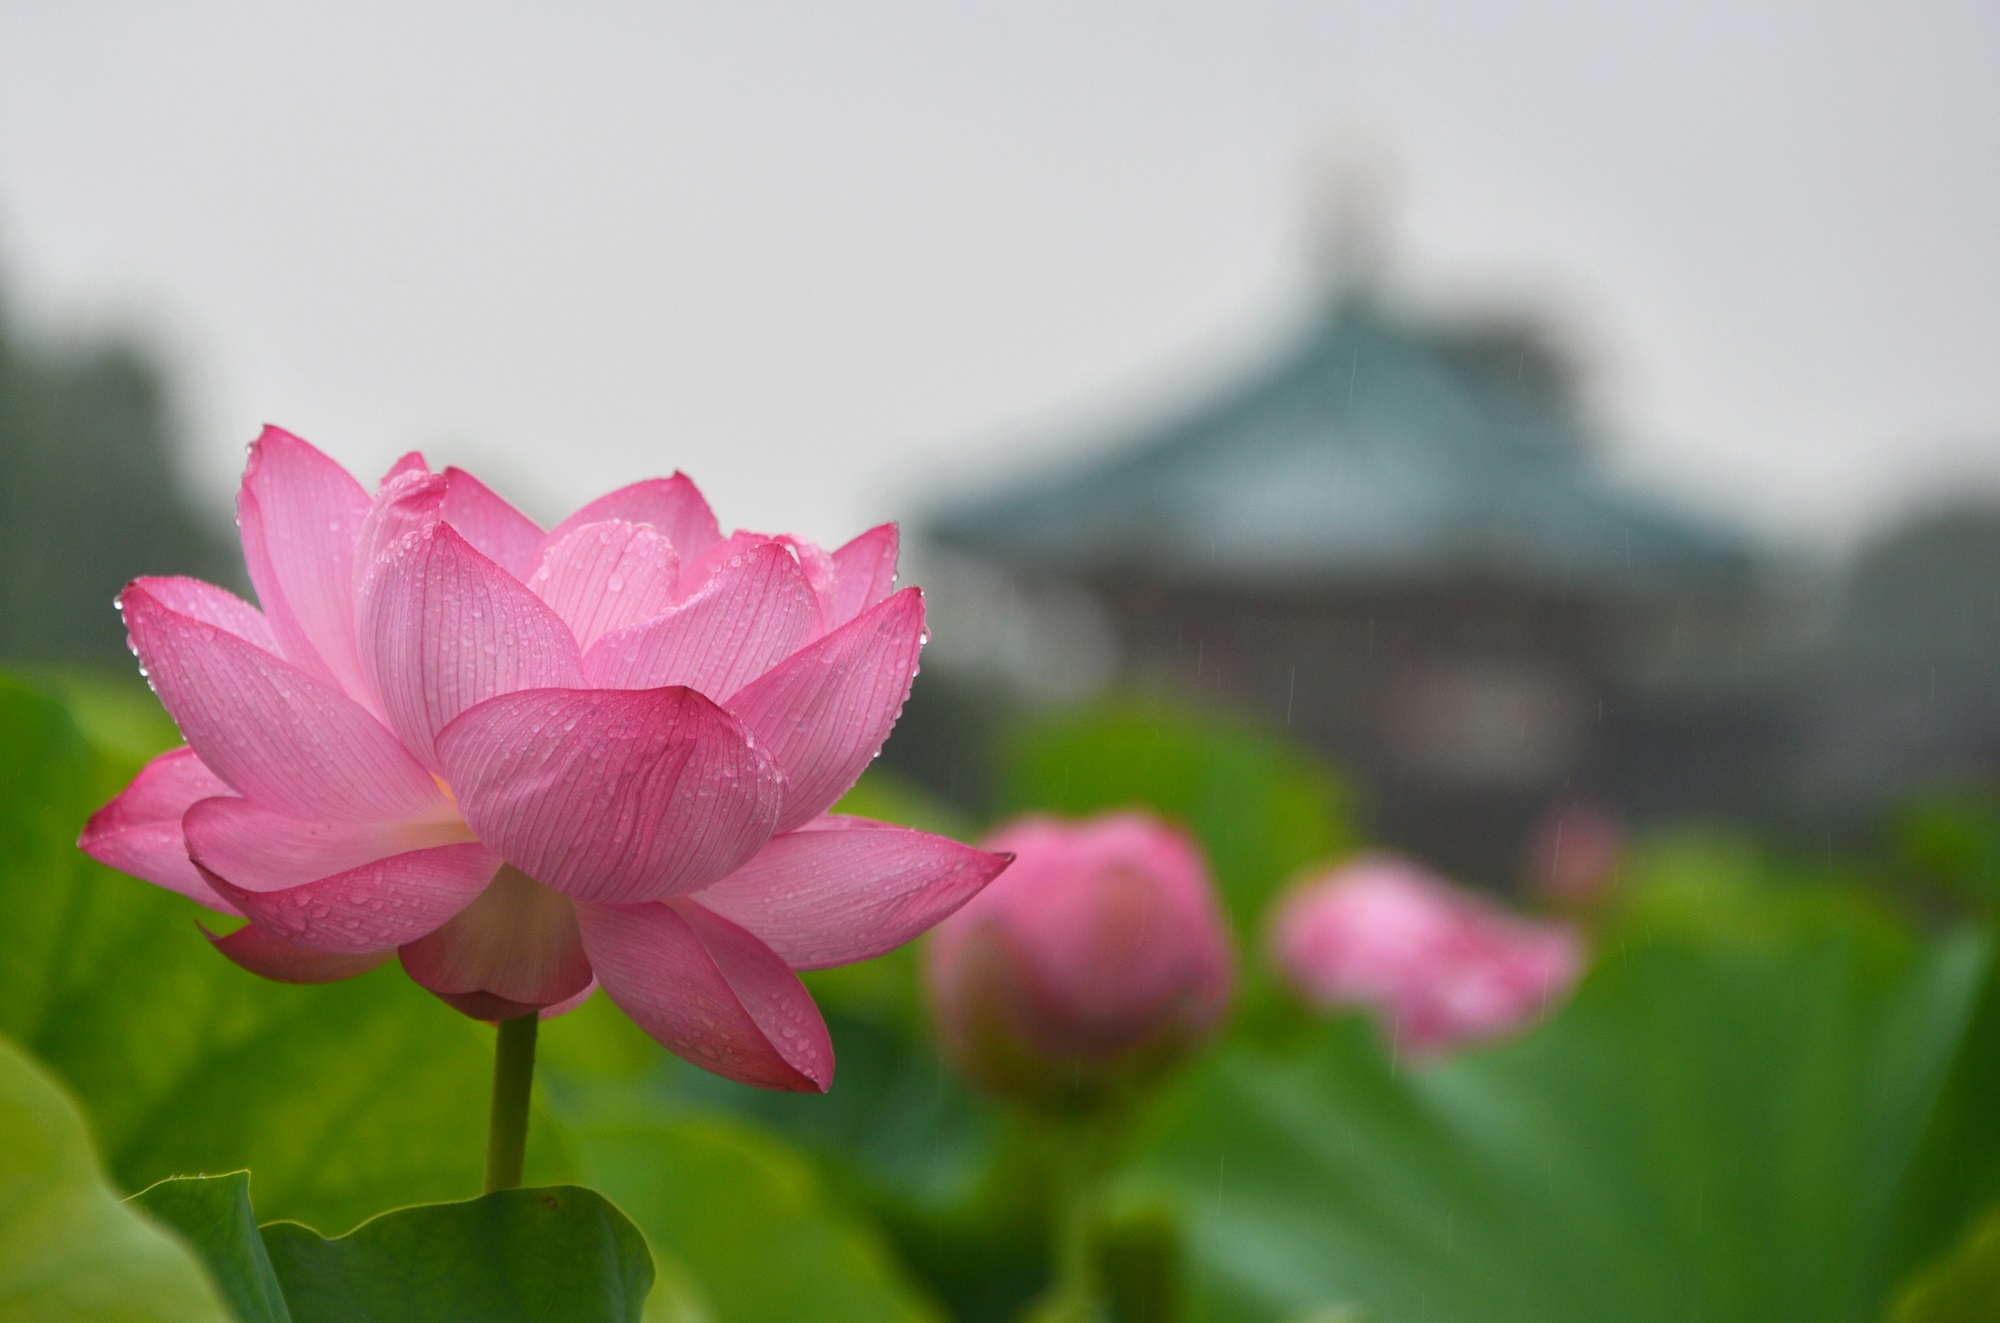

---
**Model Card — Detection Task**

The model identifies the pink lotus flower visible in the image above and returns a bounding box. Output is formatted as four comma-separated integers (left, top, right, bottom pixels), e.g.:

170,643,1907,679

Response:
925,813,1233,1106
81,427,1009,1092
1271,853,1582,1058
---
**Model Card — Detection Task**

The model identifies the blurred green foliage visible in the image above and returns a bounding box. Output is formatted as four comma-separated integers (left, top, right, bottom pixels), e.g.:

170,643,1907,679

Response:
5,667,2000,1322
1134,868,1995,1321
0,308,235,665
697,693,2000,1322
1894,785,2000,912
565,1118,941,1323
1893,1207,2000,1323
999,694,1360,943
0,1036,227,1321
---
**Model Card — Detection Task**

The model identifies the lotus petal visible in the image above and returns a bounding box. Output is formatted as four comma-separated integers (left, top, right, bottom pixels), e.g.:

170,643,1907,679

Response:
727,588,924,832
829,523,899,626
127,577,279,654
582,540,818,698
207,921,394,983
529,520,681,650
378,451,430,486
78,746,240,914
236,426,372,698
357,522,583,768
193,823,500,955
122,582,446,822
354,469,447,579
183,796,477,892
549,475,721,561
442,467,545,580
773,535,837,630
438,685,783,905
578,898,831,1091
399,864,593,1018
696,817,1008,969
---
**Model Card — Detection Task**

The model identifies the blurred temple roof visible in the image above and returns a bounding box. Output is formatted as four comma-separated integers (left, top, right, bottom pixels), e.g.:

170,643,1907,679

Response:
929,294,1756,597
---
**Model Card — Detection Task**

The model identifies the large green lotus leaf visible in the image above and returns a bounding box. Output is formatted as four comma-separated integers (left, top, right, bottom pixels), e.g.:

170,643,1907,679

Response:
1625,833,2000,1288
566,1113,946,1323
259,1186,651,1323
999,694,1357,938
0,676,573,1233
0,1034,228,1322
131,1173,291,1323
133,1171,719,1323
1131,859,1995,1323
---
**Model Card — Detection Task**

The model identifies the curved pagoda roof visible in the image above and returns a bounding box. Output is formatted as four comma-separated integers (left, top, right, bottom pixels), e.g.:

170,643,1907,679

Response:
928,295,1756,598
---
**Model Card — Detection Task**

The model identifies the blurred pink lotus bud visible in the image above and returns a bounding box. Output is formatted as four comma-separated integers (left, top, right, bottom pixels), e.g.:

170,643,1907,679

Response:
925,813,1234,1107
1525,798,1625,905
79,427,1010,1092
1272,852,1582,1058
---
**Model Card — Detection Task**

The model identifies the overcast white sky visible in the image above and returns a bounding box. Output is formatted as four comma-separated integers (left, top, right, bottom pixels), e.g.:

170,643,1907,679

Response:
0,1,1994,555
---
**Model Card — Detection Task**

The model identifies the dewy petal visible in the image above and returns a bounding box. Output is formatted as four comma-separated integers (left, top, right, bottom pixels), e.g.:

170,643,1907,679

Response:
675,530,769,600
206,922,393,984
183,796,478,892
378,451,430,486
357,522,584,769
695,817,1009,970
441,467,545,581
549,475,721,562
128,577,280,654
576,898,832,1091
79,747,241,914
236,426,373,698
437,686,784,905
829,524,899,627
581,541,819,698
189,799,499,953
773,535,837,631
354,469,447,580
727,587,924,833
528,520,681,651
399,864,593,1020
122,583,448,822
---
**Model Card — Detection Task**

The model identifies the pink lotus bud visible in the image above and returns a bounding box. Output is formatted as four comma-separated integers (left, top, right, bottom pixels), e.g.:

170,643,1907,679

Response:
77,427,1011,1092
1271,852,1582,1058
1525,798,1625,905
925,813,1234,1107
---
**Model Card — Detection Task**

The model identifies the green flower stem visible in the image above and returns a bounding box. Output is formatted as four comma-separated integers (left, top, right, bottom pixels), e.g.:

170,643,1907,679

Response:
483,1013,538,1194
1053,1161,1101,1311
1038,1117,1113,1321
